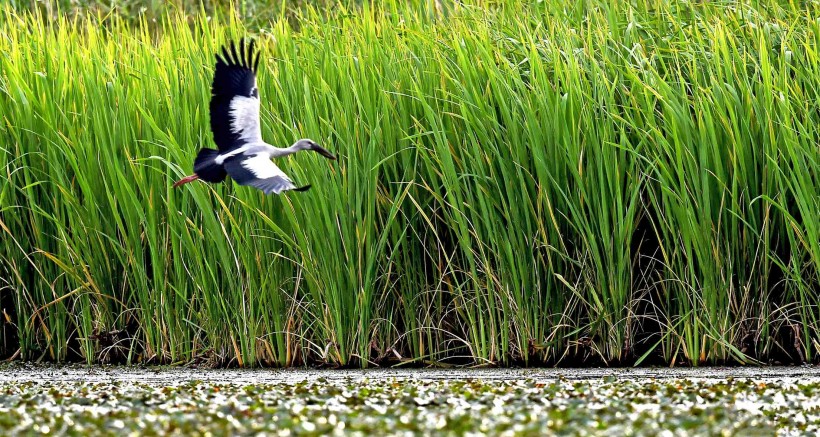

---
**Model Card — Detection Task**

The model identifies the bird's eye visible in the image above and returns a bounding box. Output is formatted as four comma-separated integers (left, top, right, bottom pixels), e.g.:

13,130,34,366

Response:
250,87,258,97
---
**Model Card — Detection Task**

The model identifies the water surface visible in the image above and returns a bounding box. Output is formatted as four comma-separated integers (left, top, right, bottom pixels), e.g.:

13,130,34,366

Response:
1,364,818,435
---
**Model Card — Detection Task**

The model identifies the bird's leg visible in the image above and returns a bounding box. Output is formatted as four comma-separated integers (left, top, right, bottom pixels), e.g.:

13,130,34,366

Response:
173,174,200,188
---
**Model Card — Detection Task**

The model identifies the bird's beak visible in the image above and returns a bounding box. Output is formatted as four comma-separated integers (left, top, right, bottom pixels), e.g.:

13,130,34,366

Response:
312,144,337,160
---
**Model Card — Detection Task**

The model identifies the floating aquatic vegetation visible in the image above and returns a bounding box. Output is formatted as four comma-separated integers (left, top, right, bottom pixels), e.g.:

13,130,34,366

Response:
1,372,819,435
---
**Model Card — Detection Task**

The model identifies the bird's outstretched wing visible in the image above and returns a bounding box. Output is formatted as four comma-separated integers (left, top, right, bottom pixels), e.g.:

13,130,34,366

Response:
224,153,311,195
210,39,263,152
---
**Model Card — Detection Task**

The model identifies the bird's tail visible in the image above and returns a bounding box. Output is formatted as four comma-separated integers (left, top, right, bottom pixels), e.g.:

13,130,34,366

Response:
193,148,227,183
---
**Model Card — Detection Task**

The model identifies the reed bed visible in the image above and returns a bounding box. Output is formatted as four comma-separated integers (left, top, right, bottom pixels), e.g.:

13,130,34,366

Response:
1,0,818,367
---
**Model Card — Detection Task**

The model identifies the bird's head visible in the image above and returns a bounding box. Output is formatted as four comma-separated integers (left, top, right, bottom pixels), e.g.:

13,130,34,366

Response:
294,139,337,160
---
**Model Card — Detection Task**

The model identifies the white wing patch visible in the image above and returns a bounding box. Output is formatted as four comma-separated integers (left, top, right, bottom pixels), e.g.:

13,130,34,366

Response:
242,154,290,180
229,95,262,142
223,152,303,195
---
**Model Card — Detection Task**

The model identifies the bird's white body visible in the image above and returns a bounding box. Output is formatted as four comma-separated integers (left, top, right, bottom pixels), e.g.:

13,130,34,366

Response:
214,143,269,165
214,142,308,182
214,142,307,166
213,84,314,182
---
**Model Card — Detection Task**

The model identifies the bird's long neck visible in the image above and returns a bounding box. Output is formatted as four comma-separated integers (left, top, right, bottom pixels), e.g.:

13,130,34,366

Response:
267,142,303,158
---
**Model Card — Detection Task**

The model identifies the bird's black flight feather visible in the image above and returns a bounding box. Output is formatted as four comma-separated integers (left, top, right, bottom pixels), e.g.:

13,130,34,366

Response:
210,38,261,152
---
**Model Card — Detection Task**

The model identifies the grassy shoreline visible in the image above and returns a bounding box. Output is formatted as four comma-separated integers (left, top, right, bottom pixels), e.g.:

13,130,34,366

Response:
1,1,819,367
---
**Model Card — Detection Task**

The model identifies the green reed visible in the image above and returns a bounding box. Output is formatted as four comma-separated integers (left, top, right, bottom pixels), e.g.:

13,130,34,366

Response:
0,0,818,367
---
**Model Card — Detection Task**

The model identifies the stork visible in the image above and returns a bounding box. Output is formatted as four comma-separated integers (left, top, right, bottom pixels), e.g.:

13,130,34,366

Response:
174,39,336,194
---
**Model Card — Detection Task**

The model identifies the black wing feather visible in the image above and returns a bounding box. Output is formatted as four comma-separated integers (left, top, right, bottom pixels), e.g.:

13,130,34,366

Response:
210,38,260,152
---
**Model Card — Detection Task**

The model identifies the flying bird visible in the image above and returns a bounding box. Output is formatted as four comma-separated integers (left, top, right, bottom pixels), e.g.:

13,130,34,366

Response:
174,39,336,194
